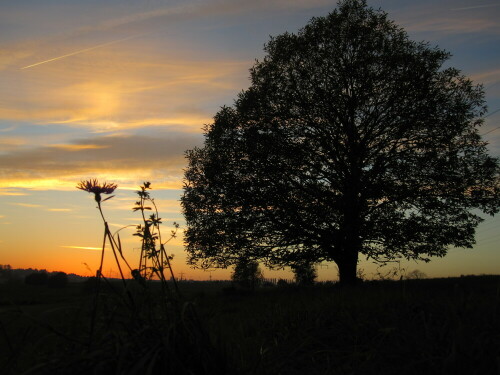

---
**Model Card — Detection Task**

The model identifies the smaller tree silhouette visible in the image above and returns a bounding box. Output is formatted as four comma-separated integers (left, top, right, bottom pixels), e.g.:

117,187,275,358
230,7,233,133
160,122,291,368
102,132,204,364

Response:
47,272,68,288
0,264,13,282
406,269,427,280
291,261,317,286
25,270,48,286
231,258,263,290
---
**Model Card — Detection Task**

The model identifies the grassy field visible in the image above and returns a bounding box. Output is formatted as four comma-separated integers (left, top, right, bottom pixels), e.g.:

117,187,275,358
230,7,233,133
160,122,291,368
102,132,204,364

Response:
1,275,499,374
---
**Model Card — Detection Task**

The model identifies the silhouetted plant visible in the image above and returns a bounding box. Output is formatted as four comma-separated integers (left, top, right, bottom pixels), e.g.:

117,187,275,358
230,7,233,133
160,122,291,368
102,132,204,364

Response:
77,179,130,283
68,180,227,374
132,182,179,295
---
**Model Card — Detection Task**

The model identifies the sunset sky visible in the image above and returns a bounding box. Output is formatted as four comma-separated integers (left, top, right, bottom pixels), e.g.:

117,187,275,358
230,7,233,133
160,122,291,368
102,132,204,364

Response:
1,0,499,281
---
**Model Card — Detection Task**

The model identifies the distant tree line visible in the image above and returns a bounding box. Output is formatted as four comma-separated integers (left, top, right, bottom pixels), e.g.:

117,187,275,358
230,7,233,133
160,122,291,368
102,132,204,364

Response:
24,270,68,288
0,264,86,286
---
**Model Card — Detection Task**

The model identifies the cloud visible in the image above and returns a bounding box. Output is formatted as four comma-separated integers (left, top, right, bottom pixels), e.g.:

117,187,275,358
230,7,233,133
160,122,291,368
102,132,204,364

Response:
0,136,28,153
0,137,25,145
452,4,500,11
11,203,43,208
407,17,499,35
0,125,17,132
393,2,500,36
1,42,248,132
0,179,77,191
47,208,72,212
69,0,335,36
471,68,500,87
61,245,102,251
0,0,337,141
21,34,145,70
49,144,109,151
0,133,202,190
0,133,201,169
0,46,34,71
2,0,335,125
0,189,28,196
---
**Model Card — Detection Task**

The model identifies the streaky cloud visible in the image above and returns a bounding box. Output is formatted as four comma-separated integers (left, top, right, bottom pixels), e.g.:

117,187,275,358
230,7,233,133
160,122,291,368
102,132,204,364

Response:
50,144,109,151
452,4,500,11
21,34,145,70
11,203,44,208
61,245,102,251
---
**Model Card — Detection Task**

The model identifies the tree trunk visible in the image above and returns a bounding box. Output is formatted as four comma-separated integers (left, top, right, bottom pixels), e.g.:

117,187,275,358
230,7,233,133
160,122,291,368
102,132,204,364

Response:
337,171,363,286
336,250,359,285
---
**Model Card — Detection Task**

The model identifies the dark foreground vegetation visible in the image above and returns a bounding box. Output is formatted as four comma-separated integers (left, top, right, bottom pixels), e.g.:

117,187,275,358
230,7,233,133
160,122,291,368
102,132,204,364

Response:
1,275,499,374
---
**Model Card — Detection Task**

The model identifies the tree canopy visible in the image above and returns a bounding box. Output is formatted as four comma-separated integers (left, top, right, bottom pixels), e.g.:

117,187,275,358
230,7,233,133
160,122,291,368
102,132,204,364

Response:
182,0,500,284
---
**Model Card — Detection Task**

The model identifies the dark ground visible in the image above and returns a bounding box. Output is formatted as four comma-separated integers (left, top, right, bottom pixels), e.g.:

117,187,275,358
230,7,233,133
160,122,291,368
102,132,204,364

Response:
1,275,499,374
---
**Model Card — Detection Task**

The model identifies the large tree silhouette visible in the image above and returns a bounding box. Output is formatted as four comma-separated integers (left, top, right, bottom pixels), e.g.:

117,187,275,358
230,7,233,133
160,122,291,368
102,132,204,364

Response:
182,0,500,285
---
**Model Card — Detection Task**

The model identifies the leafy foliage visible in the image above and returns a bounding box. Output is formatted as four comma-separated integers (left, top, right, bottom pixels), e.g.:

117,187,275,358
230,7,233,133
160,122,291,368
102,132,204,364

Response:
182,0,500,284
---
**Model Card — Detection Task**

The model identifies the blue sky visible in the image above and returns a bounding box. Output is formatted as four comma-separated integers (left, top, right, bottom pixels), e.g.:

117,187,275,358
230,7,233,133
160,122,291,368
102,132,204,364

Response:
0,0,499,280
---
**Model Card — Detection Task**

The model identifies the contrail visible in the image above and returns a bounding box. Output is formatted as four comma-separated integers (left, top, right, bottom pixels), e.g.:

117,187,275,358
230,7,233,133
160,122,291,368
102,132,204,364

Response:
61,245,102,250
21,34,143,70
452,4,500,11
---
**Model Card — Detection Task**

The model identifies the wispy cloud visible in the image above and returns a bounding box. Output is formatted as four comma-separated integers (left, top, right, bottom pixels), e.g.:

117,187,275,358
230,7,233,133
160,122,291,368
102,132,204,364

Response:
471,68,500,86
0,126,17,132
0,179,76,191
403,16,499,35
452,4,500,11
2,45,247,132
0,137,26,146
395,1,500,36
61,245,102,251
49,144,109,151
21,34,145,70
11,203,44,208
0,189,28,196
70,0,334,35
47,208,72,212
0,46,34,71
0,133,201,190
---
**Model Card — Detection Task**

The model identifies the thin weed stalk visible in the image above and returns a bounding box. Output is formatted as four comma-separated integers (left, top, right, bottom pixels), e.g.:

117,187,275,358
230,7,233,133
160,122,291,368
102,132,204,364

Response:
132,182,179,299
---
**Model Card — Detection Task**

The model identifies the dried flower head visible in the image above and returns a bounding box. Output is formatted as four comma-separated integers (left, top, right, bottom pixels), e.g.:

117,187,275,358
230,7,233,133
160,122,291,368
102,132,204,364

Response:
77,179,117,203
